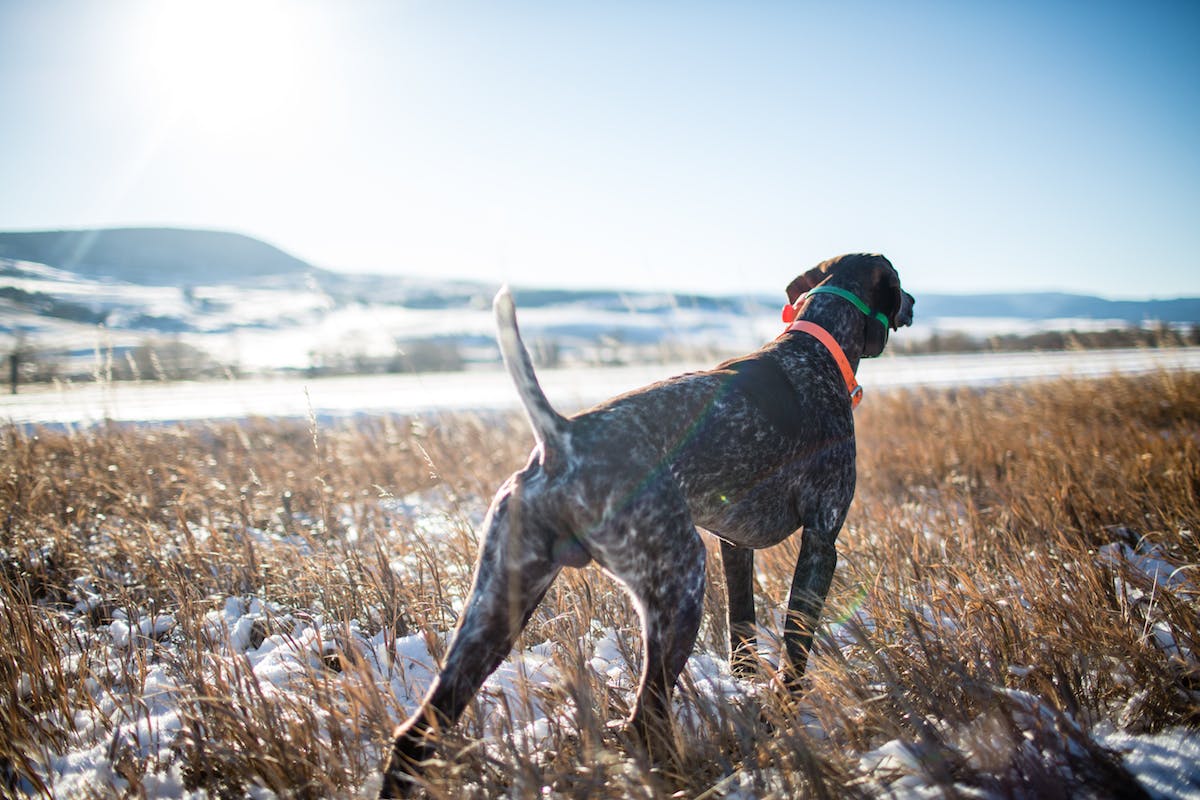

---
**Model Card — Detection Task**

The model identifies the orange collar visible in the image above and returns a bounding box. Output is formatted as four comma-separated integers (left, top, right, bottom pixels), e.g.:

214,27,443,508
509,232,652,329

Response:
781,320,863,409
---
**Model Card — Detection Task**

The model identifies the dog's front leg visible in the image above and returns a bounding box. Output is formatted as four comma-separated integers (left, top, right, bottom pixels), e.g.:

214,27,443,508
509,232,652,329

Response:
782,517,842,688
720,541,758,678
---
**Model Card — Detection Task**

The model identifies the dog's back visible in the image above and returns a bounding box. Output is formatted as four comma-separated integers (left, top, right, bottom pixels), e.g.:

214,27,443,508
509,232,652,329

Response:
493,295,854,551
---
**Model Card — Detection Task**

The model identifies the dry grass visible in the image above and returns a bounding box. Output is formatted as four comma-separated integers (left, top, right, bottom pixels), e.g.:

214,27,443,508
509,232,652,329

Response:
2,371,1198,798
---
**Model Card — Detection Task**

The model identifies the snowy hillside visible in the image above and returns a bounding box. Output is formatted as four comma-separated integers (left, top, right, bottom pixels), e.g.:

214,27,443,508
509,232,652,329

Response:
0,254,779,374
3,228,1199,378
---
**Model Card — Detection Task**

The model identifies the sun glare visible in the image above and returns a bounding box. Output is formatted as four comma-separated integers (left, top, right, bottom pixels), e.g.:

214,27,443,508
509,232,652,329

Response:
142,0,306,137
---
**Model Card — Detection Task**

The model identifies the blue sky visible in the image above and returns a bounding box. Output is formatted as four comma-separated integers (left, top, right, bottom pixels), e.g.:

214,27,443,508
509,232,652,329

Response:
1,0,1197,298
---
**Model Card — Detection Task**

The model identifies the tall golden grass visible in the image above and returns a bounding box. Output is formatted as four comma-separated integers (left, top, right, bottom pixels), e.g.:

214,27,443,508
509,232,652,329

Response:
2,371,1197,797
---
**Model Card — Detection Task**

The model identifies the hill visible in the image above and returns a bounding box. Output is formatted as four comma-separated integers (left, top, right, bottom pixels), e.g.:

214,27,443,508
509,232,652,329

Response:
3,226,1199,321
0,228,318,286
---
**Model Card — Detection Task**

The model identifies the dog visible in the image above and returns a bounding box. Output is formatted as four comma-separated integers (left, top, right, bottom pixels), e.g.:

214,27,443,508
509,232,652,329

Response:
379,253,915,796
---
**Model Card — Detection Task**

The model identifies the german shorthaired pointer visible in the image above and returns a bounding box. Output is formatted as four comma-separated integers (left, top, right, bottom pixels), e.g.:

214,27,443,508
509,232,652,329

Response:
380,253,915,796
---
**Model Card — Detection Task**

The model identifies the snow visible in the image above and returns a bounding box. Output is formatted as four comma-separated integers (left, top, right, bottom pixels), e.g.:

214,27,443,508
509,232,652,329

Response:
1100,541,1198,594
22,485,1200,798
856,699,1200,800
1099,728,1200,799
1100,539,1198,663
2,257,777,372
3,347,1199,427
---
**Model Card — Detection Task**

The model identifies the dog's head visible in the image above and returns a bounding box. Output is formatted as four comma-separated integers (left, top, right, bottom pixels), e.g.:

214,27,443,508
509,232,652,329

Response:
785,253,915,357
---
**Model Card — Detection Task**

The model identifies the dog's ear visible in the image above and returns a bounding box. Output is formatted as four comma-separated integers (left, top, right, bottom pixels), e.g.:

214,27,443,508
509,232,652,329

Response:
867,256,912,331
785,258,839,304
863,255,914,357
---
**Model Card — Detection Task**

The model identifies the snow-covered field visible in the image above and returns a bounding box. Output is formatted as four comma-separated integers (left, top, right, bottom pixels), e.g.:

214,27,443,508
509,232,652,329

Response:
26,484,1200,799
5,347,1200,427
6,253,1200,798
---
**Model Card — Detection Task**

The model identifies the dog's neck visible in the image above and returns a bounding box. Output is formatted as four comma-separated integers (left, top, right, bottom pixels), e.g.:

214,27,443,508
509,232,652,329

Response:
791,294,868,370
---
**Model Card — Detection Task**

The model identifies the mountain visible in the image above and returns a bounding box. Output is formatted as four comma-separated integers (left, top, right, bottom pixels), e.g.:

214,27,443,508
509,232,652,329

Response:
2,227,1198,321
0,228,319,286
916,293,1200,324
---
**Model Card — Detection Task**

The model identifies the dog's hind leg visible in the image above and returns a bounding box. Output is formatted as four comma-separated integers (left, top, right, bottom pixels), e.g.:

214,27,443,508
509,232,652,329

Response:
593,482,706,754
720,541,758,678
380,477,561,798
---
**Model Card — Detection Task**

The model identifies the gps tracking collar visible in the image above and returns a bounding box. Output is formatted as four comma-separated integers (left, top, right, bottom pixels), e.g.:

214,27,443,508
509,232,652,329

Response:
781,284,891,356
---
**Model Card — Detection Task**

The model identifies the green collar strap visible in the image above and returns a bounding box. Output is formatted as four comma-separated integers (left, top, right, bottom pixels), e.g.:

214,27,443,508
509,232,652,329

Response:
804,285,889,328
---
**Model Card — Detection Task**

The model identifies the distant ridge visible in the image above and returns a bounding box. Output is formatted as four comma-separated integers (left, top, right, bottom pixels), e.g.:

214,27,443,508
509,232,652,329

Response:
0,228,317,286
1,227,1197,323
915,293,1200,324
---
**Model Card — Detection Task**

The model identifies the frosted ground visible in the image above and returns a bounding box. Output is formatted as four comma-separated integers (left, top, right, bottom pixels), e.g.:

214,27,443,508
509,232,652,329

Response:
8,359,1200,798
23,483,1200,799
5,256,1199,796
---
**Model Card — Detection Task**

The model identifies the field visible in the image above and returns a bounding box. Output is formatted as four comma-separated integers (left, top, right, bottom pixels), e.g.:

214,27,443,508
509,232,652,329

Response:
2,371,1199,798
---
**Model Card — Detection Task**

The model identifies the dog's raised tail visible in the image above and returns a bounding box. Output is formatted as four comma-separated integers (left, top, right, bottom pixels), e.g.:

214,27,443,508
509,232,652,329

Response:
494,287,568,457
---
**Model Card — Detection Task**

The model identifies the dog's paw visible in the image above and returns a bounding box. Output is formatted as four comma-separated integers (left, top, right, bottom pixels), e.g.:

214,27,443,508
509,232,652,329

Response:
379,724,438,798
